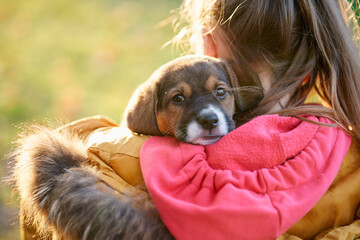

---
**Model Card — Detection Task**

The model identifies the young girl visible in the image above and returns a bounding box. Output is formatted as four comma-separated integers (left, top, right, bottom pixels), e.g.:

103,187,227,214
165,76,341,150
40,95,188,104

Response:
12,0,360,240
139,0,360,239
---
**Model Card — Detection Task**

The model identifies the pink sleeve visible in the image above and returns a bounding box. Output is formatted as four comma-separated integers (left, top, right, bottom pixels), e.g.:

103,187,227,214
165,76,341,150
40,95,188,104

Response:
140,115,351,240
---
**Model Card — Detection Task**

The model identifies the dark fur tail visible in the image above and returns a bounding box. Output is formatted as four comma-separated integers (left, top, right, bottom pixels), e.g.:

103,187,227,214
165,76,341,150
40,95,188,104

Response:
10,126,173,240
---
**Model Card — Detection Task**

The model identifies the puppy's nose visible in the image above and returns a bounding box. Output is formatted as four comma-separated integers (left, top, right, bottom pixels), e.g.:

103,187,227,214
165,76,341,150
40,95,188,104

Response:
196,113,219,130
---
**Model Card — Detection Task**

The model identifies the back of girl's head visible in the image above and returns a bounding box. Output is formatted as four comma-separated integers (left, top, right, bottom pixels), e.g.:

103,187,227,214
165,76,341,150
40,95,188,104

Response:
174,0,360,142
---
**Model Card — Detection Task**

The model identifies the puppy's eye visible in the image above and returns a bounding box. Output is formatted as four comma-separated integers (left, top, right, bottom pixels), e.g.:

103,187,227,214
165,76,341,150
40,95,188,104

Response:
215,87,227,99
172,94,185,103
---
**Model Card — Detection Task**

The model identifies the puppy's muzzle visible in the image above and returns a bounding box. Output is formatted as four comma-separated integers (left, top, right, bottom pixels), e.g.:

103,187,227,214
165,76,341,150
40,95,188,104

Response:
185,104,233,145
196,112,219,131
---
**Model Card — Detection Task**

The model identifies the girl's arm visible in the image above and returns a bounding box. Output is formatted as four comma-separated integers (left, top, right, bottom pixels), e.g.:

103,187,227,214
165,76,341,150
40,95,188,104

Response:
140,115,351,240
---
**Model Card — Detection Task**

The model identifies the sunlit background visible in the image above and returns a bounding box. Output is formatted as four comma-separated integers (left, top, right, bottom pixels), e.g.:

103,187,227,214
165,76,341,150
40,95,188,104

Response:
1,0,359,239
0,0,181,239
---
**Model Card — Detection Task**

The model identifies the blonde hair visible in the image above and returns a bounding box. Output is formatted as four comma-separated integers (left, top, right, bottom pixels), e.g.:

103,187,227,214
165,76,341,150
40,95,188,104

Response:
173,0,360,142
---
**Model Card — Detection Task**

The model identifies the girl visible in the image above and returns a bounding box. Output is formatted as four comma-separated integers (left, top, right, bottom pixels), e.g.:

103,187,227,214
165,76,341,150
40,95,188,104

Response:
139,0,360,239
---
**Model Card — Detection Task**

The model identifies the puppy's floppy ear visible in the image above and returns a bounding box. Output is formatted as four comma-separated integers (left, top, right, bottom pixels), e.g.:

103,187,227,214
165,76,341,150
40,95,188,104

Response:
219,59,264,112
123,81,162,136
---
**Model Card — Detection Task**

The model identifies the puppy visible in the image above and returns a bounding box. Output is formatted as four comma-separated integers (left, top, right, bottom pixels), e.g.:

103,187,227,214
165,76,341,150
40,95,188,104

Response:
10,56,246,240
124,55,242,145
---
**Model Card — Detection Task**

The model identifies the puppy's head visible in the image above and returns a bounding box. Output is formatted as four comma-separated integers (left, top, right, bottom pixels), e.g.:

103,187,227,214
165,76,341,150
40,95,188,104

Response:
124,55,242,145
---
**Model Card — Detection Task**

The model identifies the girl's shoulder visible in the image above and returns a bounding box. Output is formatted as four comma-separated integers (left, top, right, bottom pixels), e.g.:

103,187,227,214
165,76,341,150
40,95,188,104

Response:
60,115,149,189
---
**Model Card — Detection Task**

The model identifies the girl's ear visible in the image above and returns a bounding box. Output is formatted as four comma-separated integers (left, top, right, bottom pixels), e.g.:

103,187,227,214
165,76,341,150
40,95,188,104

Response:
202,30,218,58
202,28,233,59
123,82,162,136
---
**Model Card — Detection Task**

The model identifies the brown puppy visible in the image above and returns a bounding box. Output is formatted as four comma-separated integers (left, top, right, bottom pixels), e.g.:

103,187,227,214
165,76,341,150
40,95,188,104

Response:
10,56,244,240
124,55,241,145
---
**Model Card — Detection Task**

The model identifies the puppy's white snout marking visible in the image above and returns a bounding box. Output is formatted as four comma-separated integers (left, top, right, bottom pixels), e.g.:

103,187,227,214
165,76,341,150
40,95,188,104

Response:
185,104,229,145
196,112,219,130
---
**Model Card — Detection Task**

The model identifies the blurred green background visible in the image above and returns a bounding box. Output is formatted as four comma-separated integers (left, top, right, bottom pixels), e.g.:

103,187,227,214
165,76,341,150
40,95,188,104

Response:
0,0,181,239
0,0,359,239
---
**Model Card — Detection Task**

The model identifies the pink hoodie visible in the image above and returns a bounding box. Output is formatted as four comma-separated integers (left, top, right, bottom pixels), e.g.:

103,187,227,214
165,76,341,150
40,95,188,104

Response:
140,115,351,240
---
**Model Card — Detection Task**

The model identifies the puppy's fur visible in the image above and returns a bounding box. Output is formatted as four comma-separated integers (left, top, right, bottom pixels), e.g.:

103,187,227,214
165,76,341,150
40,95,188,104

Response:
125,55,240,145
9,56,241,239
10,126,173,240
